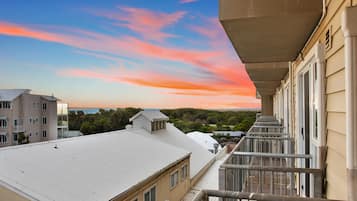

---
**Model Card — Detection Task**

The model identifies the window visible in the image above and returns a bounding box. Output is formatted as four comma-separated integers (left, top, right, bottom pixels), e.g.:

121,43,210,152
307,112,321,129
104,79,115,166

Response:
313,62,318,140
0,101,11,109
42,103,47,110
0,120,7,128
42,130,47,137
42,117,47,125
0,134,7,144
13,133,18,141
181,165,188,181
144,186,156,201
14,119,18,126
170,170,179,189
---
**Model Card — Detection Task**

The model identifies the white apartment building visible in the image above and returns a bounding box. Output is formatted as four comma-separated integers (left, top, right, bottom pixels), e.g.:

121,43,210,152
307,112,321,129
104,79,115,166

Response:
0,89,58,147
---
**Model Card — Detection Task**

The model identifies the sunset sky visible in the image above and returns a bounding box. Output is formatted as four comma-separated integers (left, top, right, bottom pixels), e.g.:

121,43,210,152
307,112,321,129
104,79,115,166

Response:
0,0,260,109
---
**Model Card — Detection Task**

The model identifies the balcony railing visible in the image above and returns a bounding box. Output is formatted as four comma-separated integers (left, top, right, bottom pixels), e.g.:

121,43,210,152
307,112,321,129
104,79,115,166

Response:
12,125,24,132
192,190,341,201
212,116,329,200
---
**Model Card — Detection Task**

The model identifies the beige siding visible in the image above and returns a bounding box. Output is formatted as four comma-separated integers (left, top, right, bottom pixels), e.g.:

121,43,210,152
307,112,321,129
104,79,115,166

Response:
326,69,345,93
0,186,29,201
325,148,347,198
354,0,357,6
326,91,346,112
291,0,349,200
119,157,191,201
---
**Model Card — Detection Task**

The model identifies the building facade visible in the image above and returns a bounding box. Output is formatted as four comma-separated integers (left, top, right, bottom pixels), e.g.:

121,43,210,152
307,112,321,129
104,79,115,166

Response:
219,0,357,200
0,89,58,148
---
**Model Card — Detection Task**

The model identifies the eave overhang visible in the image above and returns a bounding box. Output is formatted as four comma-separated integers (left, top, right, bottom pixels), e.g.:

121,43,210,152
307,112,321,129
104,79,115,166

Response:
219,0,323,63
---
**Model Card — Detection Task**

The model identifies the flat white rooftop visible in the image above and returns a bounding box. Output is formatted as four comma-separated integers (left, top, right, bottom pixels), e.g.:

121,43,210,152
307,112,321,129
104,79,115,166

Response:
130,124,215,179
0,129,190,201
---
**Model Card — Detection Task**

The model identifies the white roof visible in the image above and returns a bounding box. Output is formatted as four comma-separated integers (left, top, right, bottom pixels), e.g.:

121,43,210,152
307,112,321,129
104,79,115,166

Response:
131,124,215,178
187,131,222,152
41,95,58,102
129,110,169,122
213,131,245,137
0,89,30,101
0,130,190,201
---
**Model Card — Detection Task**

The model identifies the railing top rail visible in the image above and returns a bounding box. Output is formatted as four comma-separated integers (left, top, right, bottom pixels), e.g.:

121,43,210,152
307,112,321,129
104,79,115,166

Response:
254,122,281,125
250,125,284,128
220,164,322,174
244,136,293,140
247,132,289,135
232,151,312,159
192,190,343,201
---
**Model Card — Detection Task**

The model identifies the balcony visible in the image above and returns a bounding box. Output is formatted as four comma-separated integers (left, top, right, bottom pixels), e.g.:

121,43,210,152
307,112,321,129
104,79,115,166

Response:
12,125,24,133
58,120,68,127
191,116,341,201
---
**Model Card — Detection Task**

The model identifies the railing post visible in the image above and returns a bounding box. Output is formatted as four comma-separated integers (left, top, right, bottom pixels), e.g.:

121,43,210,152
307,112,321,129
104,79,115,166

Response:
219,167,226,191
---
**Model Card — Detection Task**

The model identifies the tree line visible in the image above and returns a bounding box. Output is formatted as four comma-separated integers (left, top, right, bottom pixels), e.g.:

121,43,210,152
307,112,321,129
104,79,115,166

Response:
69,108,257,135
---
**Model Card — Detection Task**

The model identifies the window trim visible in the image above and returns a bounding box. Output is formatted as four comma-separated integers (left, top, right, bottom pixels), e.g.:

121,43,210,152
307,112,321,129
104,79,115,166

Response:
143,184,156,201
0,119,8,128
170,169,179,190
181,164,188,181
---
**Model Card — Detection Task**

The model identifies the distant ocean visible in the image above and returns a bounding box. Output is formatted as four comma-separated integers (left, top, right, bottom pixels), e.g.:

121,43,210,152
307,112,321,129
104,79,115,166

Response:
69,108,112,114
69,107,260,114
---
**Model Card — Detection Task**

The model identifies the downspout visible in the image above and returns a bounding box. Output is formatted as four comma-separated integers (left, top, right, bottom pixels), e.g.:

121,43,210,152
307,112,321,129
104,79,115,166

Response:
342,6,357,201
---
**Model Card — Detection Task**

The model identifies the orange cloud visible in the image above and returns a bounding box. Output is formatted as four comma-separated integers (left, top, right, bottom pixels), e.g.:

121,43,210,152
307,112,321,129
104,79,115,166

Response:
89,6,186,41
0,20,256,99
58,67,255,97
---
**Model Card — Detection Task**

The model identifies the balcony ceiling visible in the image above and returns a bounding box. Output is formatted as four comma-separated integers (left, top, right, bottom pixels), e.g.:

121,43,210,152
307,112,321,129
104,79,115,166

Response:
246,62,289,95
219,0,323,63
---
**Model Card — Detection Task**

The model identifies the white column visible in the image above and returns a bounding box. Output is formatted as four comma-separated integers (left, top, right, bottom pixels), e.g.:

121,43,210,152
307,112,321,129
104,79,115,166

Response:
315,43,326,168
342,6,357,201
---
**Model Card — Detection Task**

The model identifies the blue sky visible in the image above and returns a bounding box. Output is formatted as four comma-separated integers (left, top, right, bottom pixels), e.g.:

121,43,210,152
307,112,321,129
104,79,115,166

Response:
0,0,259,109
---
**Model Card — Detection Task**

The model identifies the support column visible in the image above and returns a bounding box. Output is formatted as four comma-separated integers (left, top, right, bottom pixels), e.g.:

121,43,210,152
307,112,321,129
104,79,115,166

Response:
261,95,273,116
342,6,357,201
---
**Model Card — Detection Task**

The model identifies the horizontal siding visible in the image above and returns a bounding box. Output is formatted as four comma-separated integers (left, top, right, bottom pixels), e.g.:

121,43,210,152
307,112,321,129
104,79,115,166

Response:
326,29,344,60
326,91,346,112
327,130,346,158
325,149,347,200
326,112,346,134
292,0,349,200
326,48,344,76
326,69,345,93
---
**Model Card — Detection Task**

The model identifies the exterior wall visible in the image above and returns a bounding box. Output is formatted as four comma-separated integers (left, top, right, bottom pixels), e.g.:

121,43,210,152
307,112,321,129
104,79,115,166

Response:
0,185,29,201
132,115,152,132
42,99,57,140
115,157,191,201
0,93,57,148
289,0,349,199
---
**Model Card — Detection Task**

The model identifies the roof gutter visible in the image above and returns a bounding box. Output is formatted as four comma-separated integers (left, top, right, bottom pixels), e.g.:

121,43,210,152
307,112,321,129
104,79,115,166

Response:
298,0,327,60
109,152,191,201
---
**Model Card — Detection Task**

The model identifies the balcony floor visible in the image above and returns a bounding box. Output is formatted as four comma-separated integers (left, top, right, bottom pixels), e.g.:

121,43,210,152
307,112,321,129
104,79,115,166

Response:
183,152,229,201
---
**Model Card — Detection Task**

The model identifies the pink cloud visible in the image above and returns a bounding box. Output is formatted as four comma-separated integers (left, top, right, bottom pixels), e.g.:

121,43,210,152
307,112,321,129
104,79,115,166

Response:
0,20,256,98
89,6,186,41
180,0,198,4
58,67,255,97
